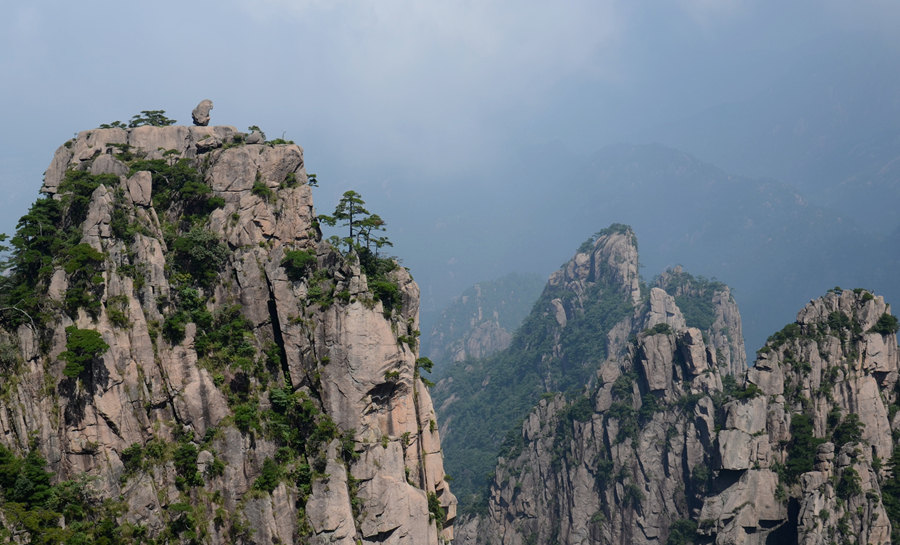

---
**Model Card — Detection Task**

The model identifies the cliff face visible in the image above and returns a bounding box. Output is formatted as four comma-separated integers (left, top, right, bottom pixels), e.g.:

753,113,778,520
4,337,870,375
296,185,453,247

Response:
699,289,898,545
437,225,745,521
0,123,454,543
455,253,899,545
454,231,740,545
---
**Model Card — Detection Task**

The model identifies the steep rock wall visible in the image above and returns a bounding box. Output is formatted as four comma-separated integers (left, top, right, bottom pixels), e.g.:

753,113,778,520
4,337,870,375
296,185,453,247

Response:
459,281,900,544
443,226,745,531
0,123,454,543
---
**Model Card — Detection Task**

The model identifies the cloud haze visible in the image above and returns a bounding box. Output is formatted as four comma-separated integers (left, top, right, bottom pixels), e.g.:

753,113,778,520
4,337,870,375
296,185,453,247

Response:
2,0,899,352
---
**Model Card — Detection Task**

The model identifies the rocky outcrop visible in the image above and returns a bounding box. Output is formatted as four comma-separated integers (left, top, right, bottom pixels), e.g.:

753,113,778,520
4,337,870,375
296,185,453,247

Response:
192,99,213,126
0,118,454,543
463,281,900,545
655,266,746,377
433,227,659,515
464,282,730,545
440,226,748,541
698,288,897,545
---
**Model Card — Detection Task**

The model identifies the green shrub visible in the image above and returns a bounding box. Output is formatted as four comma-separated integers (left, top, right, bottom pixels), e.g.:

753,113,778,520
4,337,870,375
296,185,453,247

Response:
60,326,109,378
428,491,446,529
647,323,673,335
265,388,328,456
870,313,900,335
172,228,229,286
836,467,862,499
767,322,802,348
827,311,854,333
128,157,220,216
110,203,139,242
784,413,823,483
0,445,145,543
281,249,316,281
370,279,400,314
121,443,144,474
310,416,339,452
666,518,698,545
251,180,274,201
253,457,282,493
62,243,106,318
341,430,359,463
105,294,131,328
58,170,119,228
173,442,203,491
233,402,260,434
205,456,225,479
832,413,864,450
623,482,643,508
163,311,189,344
415,356,434,374
566,395,594,423
194,305,257,376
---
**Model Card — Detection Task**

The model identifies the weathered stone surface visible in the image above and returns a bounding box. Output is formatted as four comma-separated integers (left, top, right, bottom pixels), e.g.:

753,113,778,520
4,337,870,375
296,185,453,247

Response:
126,170,152,206
191,99,213,126
465,248,745,545
724,395,767,435
0,123,454,545
90,154,128,177
638,332,676,391
646,287,686,331
465,265,897,545
680,327,709,375
246,130,265,144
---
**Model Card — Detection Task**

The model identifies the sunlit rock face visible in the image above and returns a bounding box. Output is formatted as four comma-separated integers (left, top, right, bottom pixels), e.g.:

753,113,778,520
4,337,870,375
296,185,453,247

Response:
0,120,454,544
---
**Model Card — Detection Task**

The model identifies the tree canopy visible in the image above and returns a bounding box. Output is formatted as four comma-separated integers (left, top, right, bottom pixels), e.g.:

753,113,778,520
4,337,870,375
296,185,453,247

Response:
318,190,392,255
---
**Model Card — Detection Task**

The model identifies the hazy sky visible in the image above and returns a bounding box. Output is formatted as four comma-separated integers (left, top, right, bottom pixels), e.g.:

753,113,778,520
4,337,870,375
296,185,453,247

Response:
3,1,900,332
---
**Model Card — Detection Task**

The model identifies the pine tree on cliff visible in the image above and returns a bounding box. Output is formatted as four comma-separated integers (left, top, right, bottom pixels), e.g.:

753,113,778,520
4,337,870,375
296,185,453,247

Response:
319,190,392,256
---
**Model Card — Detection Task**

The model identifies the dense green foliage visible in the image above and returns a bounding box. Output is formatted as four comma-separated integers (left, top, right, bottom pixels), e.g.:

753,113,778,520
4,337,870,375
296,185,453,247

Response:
784,413,824,484
63,243,106,318
870,313,900,335
58,170,120,228
0,169,124,327
60,327,109,379
128,157,220,216
171,228,229,287
666,518,698,545
428,491,446,530
0,444,145,544
281,249,317,281
831,412,864,451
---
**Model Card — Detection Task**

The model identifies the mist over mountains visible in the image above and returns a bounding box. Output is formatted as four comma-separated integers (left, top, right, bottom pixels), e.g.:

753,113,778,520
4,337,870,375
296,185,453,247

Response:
422,139,896,359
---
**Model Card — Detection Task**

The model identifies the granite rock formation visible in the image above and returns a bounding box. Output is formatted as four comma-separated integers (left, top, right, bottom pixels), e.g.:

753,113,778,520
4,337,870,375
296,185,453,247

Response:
0,118,454,543
192,99,213,126
451,230,898,545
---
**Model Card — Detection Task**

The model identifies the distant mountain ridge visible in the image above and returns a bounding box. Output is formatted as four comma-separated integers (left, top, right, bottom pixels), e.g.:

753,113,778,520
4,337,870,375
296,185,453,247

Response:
422,273,545,367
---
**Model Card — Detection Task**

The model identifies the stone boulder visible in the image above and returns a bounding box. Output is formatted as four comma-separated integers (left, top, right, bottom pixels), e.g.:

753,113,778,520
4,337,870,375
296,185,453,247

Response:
191,99,213,126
